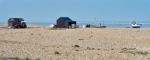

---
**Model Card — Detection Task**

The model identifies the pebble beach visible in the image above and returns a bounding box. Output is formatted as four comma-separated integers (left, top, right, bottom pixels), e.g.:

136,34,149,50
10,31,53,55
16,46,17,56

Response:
0,27,150,60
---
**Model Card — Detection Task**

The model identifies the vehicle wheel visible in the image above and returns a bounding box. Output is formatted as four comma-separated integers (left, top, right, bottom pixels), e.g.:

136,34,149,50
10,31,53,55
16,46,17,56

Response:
21,22,27,28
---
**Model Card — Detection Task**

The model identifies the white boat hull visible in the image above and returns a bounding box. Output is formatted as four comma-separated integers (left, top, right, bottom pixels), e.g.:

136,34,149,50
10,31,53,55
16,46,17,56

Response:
132,24,141,28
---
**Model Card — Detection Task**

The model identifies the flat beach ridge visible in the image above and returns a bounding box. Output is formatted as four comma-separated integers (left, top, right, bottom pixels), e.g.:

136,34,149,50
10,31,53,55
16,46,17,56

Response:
0,26,150,60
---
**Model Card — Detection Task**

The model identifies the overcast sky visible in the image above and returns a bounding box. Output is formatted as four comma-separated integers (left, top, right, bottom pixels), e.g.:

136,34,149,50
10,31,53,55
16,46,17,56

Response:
0,0,150,23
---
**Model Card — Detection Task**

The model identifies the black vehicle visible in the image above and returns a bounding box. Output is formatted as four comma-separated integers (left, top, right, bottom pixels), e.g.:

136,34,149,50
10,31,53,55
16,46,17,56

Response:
8,18,27,29
56,17,76,28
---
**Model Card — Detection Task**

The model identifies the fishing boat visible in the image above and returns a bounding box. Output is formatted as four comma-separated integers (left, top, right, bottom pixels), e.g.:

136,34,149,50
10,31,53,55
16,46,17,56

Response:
131,21,141,28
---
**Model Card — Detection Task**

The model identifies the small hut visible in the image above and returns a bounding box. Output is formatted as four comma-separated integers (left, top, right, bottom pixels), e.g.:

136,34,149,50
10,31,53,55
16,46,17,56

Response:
8,18,27,28
56,17,76,28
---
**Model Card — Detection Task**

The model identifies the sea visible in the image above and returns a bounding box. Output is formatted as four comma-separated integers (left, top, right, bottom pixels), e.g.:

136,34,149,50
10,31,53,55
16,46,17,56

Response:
1,22,150,28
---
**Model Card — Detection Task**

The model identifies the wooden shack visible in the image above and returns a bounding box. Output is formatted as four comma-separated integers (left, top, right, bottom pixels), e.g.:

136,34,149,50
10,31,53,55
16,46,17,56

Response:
56,17,76,28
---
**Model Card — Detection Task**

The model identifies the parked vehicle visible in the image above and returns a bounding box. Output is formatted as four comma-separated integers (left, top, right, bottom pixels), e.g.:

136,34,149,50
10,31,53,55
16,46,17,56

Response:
56,17,77,28
8,18,27,29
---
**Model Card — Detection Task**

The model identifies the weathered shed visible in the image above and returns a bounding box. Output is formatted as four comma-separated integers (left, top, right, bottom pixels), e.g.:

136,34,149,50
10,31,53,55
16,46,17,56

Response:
56,17,76,28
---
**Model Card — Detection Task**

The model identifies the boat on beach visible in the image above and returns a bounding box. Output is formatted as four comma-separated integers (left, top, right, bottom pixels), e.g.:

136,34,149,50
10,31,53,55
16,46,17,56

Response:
131,21,141,28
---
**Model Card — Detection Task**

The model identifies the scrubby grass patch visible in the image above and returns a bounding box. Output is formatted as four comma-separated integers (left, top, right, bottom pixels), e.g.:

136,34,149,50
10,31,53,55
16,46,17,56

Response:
86,47,95,50
0,57,40,60
78,38,84,40
120,48,149,55
72,45,80,48
54,51,61,55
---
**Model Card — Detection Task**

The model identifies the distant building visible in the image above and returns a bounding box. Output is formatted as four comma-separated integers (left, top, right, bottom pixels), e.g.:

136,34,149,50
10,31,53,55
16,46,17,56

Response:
56,17,76,28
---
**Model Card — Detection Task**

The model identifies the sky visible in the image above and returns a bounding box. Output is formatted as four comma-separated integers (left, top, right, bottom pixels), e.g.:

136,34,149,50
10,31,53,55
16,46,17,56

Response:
0,0,150,24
